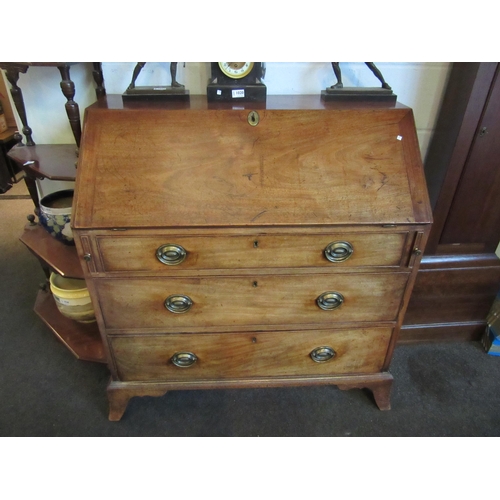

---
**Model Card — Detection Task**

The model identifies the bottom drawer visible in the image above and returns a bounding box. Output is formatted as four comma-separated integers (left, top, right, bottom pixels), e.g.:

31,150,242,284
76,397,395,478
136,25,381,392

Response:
110,328,393,382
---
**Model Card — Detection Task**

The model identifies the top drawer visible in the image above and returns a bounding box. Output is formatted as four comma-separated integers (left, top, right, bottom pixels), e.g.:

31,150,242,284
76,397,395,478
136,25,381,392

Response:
92,231,410,274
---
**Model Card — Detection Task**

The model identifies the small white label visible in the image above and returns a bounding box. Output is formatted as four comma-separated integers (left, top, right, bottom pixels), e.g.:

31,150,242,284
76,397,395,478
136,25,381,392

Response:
53,295,91,306
217,89,222,95
153,87,167,91
54,296,72,306
397,135,403,141
232,89,245,98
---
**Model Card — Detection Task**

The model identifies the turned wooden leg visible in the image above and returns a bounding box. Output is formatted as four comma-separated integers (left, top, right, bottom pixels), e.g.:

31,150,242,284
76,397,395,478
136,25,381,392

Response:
92,63,106,99
4,65,34,146
58,64,81,148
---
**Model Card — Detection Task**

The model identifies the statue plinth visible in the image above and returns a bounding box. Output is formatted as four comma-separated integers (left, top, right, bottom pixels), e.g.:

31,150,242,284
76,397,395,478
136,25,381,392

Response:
122,86,190,102
321,87,397,102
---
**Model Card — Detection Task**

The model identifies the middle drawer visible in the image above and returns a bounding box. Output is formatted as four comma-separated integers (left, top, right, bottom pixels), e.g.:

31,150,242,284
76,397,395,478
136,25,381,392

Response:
95,272,409,332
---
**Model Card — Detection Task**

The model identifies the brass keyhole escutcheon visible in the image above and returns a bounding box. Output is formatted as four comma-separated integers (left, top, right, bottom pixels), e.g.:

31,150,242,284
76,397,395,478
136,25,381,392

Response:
248,111,259,126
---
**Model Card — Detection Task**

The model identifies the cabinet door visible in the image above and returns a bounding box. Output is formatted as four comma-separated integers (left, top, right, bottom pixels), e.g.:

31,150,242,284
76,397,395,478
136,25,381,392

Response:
440,65,500,252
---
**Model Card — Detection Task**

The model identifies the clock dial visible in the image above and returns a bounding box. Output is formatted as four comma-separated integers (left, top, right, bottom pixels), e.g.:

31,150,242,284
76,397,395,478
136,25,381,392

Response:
218,62,255,79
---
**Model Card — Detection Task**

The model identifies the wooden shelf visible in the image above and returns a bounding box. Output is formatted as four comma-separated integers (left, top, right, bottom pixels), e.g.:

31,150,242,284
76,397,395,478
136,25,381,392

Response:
34,288,106,364
2,64,109,366
19,223,83,278
7,144,78,180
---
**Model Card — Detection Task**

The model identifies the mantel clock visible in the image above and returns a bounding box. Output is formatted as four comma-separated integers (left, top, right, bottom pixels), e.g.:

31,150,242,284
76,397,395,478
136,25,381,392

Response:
207,62,266,102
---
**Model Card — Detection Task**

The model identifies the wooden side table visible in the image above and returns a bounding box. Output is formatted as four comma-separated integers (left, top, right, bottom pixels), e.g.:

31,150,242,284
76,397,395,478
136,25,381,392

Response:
20,221,105,363
1,62,106,210
8,143,79,212
10,152,106,363
0,62,106,148
12,153,106,364
0,63,107,363
9,146,106,363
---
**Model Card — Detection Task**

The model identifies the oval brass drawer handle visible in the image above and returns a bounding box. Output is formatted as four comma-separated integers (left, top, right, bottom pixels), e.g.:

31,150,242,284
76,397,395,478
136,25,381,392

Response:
171,351,198,368
324,241,353,263
156,244,187,266
310,346,336,363
164,294,193,313
316,291,344,311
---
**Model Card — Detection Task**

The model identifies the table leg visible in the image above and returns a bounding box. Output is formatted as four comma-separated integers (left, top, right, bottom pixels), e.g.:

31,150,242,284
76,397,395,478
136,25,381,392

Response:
57,64,81,149
92,63,106,99
3,65,35,146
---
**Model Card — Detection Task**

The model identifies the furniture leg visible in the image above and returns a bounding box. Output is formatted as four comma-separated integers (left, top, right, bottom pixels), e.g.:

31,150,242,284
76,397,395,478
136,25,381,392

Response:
3,64,34,146
57,65,81,149
92,63,106,99
368,379,393,411
23,173,40,212
107,380,169,421
338,374,393,411
107,387,133,422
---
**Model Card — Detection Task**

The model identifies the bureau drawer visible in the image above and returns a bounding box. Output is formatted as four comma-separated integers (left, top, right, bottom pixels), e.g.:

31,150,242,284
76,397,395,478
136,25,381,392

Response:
96,273,409,331
94,232,409,273
110,328,393,381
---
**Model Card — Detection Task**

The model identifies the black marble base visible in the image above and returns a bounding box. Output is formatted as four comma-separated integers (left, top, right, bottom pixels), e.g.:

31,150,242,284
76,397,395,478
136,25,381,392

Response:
207,82,266,103
321,87,397,103
122,86,190,102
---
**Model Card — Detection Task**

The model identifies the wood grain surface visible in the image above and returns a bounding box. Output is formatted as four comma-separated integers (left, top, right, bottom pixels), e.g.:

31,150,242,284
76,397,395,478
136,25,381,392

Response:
94,231,409,273
73,98,431,229
71,97,432,419
96,272,409,331
111,327,393,381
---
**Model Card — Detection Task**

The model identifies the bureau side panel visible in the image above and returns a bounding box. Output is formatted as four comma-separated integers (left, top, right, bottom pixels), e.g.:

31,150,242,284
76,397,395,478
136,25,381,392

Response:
72,230,117,376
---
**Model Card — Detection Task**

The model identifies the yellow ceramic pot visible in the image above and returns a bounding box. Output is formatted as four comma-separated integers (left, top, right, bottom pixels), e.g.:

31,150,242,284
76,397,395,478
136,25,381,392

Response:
49,273,96,323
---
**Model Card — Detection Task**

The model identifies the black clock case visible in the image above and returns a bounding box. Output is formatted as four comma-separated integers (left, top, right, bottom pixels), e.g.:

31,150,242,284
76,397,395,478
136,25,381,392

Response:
207,62,266,102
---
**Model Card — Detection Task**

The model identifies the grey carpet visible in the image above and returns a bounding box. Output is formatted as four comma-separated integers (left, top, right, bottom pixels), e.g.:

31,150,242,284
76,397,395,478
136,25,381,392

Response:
1,193,500,436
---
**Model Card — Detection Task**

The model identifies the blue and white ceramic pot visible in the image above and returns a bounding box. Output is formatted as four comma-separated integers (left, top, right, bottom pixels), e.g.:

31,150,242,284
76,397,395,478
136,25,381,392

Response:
38,189,74,245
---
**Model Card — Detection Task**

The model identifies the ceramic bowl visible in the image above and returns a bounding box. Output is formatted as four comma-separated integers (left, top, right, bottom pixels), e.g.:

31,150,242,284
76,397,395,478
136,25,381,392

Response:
49,273,95,323
38,189,74,245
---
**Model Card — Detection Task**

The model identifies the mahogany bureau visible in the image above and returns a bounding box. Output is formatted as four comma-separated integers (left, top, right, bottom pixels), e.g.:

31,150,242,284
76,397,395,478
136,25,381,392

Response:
72,95,432,420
